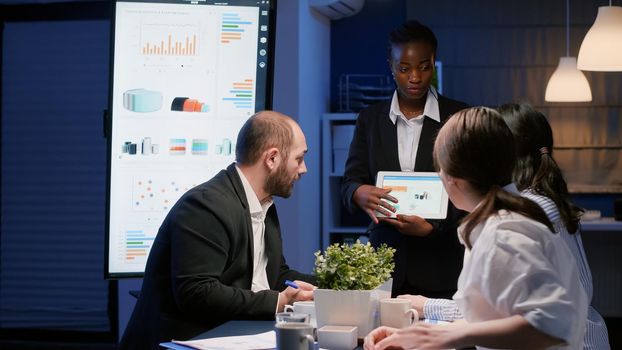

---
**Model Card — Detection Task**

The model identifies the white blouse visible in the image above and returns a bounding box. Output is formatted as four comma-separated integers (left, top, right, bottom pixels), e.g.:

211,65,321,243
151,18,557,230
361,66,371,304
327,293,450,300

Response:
424,188,611,349
453,210,588,349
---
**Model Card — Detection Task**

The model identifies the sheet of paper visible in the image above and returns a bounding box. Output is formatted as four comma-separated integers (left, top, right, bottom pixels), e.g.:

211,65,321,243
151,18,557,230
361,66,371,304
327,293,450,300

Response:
170,330,276,350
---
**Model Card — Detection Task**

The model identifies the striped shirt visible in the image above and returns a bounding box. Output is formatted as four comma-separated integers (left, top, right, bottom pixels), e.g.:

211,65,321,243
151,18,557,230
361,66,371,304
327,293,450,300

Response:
424,189,611,349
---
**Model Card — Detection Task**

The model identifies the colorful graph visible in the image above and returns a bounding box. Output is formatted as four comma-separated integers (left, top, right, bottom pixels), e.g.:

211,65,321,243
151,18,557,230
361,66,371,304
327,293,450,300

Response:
220,12,252,44
141,34,197,56
222,79,254,109
170,97,210,113
124,229,154,262
192,139,208,155
169,139,186,155
140,23,199,56
132,177,198,212
215,138,233,156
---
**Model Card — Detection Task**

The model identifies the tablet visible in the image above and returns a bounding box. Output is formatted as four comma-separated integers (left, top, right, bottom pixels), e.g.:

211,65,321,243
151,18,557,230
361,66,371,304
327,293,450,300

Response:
375,171,449,219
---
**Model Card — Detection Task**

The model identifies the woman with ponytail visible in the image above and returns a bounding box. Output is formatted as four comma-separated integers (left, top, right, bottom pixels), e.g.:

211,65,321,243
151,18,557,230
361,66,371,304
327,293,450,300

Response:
364,107,587,350
498,103,610,349
388,104,609,349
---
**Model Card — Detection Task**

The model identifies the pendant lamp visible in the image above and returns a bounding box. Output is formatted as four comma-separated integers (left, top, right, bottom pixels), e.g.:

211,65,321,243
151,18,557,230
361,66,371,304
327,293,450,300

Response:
577,1,622,71
545,0,592,102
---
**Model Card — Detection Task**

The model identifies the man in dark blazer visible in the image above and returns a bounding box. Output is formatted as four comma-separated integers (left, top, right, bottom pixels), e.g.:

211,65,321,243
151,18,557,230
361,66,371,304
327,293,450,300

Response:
341,21,468,299
120,111,316,349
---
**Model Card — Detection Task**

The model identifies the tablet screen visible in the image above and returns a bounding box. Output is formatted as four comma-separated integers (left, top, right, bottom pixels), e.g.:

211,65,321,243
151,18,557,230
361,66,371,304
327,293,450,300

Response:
375,171,448,219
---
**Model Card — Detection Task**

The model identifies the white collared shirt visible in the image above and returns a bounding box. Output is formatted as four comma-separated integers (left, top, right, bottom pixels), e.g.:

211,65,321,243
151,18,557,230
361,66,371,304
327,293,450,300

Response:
389,86,440,171
454,202,587,349
235,165,272,292
425,183,606,348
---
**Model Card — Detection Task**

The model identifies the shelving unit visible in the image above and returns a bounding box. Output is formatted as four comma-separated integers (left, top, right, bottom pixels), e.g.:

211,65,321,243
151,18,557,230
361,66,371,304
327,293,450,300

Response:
321,113,371,249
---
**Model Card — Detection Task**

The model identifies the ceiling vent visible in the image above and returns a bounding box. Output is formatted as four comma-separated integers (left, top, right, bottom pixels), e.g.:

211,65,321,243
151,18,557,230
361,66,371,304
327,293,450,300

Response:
309,0,365,20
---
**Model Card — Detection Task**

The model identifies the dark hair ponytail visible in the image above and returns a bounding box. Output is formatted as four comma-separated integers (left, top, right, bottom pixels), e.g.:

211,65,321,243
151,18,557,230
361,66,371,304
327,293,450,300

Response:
498,103,583,233
434,107,554,249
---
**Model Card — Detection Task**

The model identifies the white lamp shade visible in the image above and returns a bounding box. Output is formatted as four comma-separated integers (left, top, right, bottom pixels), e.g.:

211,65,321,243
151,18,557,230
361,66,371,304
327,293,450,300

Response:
545,57,592,102
577,6,622,71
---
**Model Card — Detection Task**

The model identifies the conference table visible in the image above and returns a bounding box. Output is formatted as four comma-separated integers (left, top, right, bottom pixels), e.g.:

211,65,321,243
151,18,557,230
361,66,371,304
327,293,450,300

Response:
161,319,365,349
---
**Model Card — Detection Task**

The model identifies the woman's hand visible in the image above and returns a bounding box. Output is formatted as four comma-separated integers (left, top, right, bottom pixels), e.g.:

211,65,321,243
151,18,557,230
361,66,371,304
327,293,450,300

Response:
352,185,398,224
363,326,399,350
396,294,428,317
370,322,466,350
379,214,433,237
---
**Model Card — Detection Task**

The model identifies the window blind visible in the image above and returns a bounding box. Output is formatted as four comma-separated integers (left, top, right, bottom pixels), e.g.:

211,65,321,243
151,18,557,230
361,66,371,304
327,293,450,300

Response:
1,20,110,331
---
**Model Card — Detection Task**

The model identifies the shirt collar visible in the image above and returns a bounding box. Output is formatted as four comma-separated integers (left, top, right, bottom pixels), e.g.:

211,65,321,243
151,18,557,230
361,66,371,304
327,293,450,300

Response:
502,182,520,195
457,182,520,247
389,86,440,125
235,165,273,216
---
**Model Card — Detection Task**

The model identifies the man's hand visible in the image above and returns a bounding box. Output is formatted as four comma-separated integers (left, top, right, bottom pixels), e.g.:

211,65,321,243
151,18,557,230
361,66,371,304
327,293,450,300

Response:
277,280,315,312
396,294,428,317
352,185,398,224
379,214,433,237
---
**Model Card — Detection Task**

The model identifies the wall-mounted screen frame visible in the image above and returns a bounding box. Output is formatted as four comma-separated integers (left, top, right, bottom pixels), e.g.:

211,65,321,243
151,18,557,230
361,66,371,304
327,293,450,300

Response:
105,0,277,278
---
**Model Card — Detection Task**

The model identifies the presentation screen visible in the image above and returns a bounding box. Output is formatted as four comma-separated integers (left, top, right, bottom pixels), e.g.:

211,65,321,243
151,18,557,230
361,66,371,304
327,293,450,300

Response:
105,0,276,278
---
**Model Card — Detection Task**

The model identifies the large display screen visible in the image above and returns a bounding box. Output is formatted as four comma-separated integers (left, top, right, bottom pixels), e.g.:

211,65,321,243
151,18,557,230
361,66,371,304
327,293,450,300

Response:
105,0,276,278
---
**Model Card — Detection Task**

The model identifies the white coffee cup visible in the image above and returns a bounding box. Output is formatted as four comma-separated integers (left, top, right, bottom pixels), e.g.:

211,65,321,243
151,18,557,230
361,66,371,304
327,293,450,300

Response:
275,322,315,350
379,298,419,328
275,312,310,325
284,301,316,328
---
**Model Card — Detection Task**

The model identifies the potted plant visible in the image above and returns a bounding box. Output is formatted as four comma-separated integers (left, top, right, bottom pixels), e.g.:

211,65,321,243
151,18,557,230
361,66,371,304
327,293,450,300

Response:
313,241,395,338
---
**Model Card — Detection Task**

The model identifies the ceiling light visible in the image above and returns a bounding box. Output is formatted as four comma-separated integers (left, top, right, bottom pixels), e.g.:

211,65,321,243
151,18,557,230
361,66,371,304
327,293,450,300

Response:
577,2,622,71
545,0,592,102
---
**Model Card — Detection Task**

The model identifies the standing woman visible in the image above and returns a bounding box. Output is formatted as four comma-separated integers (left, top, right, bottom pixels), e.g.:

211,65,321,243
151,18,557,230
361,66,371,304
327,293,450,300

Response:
341,20,469,298
499,103,610,349
364,107,587,350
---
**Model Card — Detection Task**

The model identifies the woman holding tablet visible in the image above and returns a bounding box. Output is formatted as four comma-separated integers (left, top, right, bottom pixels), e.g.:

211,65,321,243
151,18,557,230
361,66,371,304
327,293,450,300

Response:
364,107,587,349
341,20,468,298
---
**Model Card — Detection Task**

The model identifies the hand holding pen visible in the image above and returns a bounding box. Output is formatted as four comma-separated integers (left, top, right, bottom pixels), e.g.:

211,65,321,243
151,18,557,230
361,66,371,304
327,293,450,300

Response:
277,279,316,312
285,279,300,289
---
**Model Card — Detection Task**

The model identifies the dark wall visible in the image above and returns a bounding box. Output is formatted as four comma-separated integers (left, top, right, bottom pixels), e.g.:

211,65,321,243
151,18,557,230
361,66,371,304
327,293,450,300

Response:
329,0,406,110
330,0,622,215
406,0,622,214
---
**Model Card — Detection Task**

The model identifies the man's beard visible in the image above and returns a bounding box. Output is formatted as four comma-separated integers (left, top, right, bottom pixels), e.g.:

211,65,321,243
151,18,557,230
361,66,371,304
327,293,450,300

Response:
265,162,294,198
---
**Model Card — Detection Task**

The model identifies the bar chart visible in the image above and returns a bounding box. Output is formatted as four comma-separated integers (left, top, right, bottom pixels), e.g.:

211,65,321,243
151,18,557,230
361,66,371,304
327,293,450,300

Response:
140,23,199,56
124,229,154,263
222,79,254,109
220,12,253,44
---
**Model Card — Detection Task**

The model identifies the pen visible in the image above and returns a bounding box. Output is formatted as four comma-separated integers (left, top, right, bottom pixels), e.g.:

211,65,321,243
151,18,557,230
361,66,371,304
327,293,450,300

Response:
285,280,299,289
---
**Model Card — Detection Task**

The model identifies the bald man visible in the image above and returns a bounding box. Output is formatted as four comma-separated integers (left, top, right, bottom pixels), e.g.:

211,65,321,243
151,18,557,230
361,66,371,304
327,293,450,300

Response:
120,111,317,349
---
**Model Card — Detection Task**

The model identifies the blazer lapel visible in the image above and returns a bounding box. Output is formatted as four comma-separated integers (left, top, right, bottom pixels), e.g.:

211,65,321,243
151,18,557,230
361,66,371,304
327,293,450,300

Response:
226,163,255,264
263,208,280,288
414,117,440,172
378,103,401,171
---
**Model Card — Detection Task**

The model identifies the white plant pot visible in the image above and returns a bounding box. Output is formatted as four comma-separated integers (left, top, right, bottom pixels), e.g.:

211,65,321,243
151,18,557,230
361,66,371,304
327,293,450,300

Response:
313,279,392,338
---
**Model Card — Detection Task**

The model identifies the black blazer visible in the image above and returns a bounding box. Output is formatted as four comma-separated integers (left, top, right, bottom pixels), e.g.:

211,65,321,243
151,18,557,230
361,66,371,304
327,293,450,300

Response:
341,95,469,297
120,164,315,349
